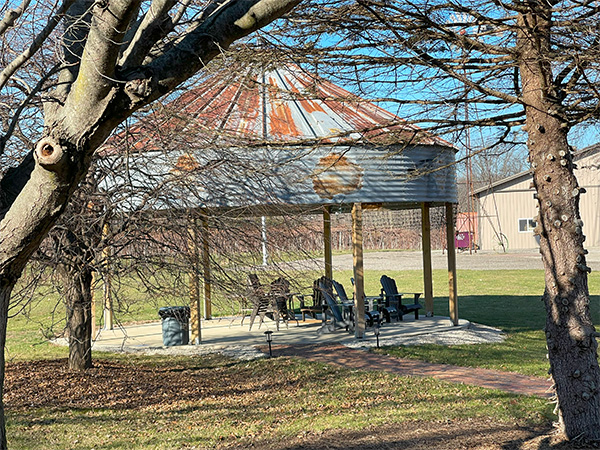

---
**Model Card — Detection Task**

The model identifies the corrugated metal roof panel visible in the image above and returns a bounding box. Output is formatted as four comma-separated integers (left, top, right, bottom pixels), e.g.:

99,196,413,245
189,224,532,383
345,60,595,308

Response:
105,65,453,152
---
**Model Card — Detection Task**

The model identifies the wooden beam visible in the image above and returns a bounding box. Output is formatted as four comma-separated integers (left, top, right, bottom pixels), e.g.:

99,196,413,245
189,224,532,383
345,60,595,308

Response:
421,202,434,316
189,219,202,344
261,216,268,266
201,216,212,320
323,205,333,280
352,203,366,338
445,203,459,325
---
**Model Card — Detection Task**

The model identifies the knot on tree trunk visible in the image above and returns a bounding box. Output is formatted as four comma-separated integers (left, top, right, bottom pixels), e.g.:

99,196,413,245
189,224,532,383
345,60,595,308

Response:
34,137,67,170
124,74,157,106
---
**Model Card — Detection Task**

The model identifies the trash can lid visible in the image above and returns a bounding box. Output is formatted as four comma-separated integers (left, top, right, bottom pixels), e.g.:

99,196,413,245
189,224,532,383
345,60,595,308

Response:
158,306,191,319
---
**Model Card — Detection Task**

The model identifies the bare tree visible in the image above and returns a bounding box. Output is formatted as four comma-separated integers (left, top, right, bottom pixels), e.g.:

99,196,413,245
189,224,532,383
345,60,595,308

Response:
0,0,301,446
277,0,600,442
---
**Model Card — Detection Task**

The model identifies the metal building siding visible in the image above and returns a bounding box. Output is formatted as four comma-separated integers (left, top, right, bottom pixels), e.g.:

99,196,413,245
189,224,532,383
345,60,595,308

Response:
476,147,600,249
571,150,600,248
101,144,457,213
477,178,539,251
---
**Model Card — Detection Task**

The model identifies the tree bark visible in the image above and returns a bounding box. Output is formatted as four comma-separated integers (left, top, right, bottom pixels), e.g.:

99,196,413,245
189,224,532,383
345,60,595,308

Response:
60,264,93,371
518,4,600,441
0,284,10,450
0,1,302,446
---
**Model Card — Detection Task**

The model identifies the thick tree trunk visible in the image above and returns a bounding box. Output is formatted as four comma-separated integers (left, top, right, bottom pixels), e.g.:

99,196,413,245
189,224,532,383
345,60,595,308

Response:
0,1,302,445
519,5,600,442
0,284,10,450
61,265,93,371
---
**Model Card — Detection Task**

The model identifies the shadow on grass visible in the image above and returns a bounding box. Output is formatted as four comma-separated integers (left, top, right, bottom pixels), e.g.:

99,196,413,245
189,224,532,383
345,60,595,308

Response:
252,419,569,450
433,295,600,333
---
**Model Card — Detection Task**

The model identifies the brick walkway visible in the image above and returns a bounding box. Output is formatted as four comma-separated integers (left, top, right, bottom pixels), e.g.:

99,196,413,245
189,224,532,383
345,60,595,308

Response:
269,343,553,398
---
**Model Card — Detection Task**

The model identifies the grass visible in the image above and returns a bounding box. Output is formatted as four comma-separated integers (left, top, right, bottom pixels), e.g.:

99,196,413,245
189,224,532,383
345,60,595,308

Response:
8,268,600,372
349,269,600,378
7,357,552,450
5,265,600,448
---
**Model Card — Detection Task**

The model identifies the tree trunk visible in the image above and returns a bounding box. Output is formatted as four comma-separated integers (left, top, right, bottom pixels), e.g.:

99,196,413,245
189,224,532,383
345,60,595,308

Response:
518,5,600,441
0,284,10,450
61,265,93,371
0,0,302,444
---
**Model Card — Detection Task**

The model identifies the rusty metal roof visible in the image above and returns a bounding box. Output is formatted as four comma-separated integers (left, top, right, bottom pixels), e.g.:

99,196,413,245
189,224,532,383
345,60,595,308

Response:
110,65,452,152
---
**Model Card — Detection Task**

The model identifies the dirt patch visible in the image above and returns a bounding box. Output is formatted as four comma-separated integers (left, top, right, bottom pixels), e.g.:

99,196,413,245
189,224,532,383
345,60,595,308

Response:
4,359,593,449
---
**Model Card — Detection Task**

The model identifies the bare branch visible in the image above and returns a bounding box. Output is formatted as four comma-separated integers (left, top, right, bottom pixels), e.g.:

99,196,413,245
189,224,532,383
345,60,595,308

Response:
0,0,31,36
60,0,142,134
0,0,76,93
119,0,179,70
147,0,303,95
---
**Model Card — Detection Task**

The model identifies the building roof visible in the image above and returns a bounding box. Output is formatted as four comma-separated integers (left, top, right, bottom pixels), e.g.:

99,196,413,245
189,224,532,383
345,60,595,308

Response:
99,64,458,214
106,65,453,153
473,144,600,196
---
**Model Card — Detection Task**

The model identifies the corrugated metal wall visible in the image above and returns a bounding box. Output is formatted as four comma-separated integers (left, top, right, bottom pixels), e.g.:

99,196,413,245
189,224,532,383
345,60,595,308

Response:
103,143,457,213
477,176,539,250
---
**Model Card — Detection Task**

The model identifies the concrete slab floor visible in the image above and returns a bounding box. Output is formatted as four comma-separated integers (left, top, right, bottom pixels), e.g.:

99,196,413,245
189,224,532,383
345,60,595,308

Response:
86,315,470,353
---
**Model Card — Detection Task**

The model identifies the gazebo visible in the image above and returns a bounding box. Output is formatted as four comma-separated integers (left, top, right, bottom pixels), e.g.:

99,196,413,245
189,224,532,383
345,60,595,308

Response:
101,64,459,340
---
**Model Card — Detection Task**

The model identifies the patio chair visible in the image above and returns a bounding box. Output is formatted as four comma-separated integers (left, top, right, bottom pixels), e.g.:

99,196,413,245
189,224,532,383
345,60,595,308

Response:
317,279,353,334
236,295,254,327
298,276,328,320
380,275,423,321
331,279,379,327
246,274,280,331
270,277,299,327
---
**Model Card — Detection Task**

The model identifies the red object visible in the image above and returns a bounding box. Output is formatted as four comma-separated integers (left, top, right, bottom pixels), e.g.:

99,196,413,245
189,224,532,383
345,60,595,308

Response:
455,231,473,250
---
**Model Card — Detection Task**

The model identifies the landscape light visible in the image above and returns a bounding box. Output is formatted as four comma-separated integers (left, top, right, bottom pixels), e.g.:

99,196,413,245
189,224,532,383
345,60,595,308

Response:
264,330,274,357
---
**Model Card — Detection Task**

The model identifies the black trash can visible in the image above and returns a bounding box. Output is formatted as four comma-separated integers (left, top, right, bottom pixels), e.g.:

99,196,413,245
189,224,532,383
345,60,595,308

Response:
158,306,190,346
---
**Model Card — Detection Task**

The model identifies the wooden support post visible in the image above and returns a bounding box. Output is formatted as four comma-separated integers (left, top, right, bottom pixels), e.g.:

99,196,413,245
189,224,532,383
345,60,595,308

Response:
421,202,434,316
201,217,212,320
323,206,333,280
102,222,114,330
445,203,459,325
189,220,202,344
352,203,366,338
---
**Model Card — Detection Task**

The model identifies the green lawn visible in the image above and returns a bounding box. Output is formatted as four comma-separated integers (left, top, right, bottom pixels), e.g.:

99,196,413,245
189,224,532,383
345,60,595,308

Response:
7,356,552,450
8,268,600,373
5,266,599,448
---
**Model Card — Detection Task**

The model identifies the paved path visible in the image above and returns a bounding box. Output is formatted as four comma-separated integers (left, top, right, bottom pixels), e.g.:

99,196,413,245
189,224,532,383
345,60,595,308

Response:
284,247,600,272
270,343,553,398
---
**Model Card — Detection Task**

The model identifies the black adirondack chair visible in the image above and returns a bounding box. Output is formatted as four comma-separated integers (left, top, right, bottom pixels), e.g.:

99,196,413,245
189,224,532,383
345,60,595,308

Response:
331,279,379,327
317,279,353,334
270,277,299,327
298,276,329,320
380,275,423,321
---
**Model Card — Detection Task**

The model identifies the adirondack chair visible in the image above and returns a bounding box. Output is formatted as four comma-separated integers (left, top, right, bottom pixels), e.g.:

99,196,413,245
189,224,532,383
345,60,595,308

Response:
331,279,379,327
380,275,423,321
246,274,280,331
317,279,353,334
298,276,328,320
270,277,299,327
